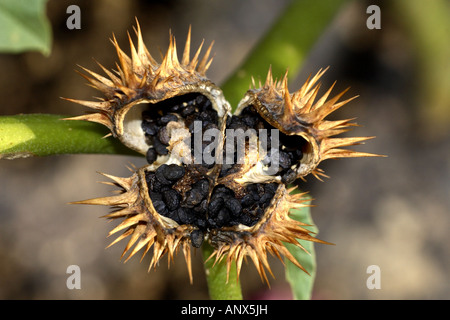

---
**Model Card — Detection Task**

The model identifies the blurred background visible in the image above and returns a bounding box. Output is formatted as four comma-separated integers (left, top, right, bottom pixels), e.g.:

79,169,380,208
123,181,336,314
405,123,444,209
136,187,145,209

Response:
0,0,449,299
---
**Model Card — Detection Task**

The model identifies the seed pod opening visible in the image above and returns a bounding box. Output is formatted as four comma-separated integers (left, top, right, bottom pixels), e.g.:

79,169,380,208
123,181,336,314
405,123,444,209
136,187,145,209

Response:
135,88,229,167
226,102,312,186
65,22,231,159
235,67,378,181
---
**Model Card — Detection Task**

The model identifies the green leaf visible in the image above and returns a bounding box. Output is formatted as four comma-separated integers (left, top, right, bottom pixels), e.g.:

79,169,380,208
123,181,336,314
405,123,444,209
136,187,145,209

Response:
0,114,139,159
284,194,318,300
0,0,52,55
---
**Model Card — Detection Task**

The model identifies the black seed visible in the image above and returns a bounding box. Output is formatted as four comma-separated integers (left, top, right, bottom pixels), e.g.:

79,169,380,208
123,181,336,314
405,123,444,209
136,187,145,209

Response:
176,207,190,224
195,95,206,106
202,98,212,111
149,190,162,201
208,197,224,215
159,113,178,125
240,194,255,207
281,169,297,184
265,183,278,194
155,165,172,185
257,184,265,195
261,151,271,166
153,200,168,215
196,218,207,229
151,179,164,192
170,104,181,112
279,151,292,169
207,218,217,228
214,186,232,196
142,121,159,136
146,148,157,164
190,229,204,248
246,184,257,192
202,161,215,169
162,189,180,211
181,105,195,117
199,111,212,123
184,188,204,207
216,209,230,227
194,199,208,214
250,191,260,202
238,214,252,226
160,185,171,193
176,207,187,223
166,210,179,222
148,173,164,192
259,192,274,206
211,192,229,203
164,164,185,181
204,122,218,130
225,198,242,215
153,138,168,155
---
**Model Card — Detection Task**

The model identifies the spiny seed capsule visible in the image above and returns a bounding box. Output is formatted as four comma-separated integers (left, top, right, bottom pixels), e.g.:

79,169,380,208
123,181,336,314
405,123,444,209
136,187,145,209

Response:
67,20,381,284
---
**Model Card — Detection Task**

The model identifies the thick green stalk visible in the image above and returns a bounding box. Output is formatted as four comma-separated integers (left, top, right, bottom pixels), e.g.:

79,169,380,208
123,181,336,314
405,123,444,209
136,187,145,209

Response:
390,0,450,136
221,0,348,109
0,114,139,159
202,243,243,300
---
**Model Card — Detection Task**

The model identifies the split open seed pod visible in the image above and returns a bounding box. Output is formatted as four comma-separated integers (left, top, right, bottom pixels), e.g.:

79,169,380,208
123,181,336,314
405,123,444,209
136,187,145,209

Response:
66,21,381,284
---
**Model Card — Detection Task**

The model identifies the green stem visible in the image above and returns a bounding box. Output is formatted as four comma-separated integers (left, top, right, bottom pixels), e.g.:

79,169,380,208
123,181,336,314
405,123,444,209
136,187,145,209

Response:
201,243,243,300
221,0,349,109
390,0,450,135
0,114,139,159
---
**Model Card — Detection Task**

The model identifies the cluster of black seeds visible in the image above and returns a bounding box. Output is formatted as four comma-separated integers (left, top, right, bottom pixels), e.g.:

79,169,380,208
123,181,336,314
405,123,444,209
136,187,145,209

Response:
145,163,279,247
145,164,209,247
140,94,307,248
141,93,219,166
207,183,278,229
221,106,306,184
